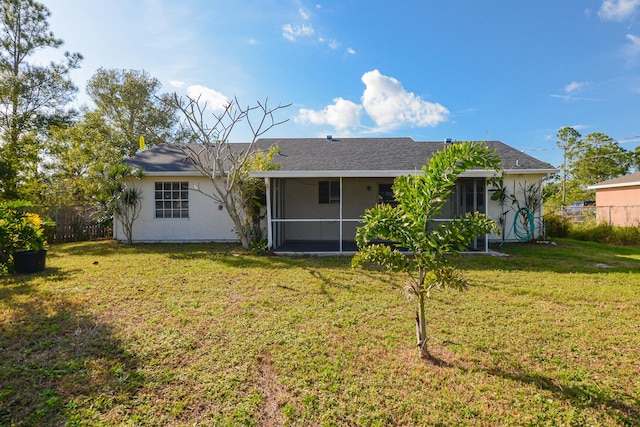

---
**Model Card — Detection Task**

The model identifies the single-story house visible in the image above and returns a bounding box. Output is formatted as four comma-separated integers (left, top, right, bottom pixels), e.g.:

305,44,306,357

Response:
588,172,640,227
121,137,556,253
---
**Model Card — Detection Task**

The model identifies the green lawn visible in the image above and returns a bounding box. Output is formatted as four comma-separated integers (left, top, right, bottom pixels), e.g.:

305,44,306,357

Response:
1,239,639,426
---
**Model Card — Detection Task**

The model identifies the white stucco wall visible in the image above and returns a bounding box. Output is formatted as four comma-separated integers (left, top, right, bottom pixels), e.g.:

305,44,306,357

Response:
117,173,548,245
113,175,239,243
486,174,547,242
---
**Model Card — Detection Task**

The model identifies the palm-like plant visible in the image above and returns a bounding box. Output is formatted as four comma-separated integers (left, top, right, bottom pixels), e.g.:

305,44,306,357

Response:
352,142,501,359
97,164,144,244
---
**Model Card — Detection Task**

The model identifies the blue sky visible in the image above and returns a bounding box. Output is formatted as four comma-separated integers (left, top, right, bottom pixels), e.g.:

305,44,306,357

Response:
39,0,640,167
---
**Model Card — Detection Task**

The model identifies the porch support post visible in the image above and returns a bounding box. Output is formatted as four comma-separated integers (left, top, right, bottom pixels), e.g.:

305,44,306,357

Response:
484,178,489,252
339,176,343,253
265,178,273,249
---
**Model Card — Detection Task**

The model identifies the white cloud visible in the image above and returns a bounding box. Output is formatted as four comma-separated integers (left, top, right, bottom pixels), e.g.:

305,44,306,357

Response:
625,33,640,56
282,23,314,41
347,48,356,55
564,81,586,93
299,7,311,20
361,70,449,129
295,70,449,133
295,97,362,130
328,39,339,50
598,0,640,21
186,85,229,111
169,80,185,88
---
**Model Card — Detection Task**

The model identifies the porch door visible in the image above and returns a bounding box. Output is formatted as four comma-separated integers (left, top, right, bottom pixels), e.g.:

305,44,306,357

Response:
456,178,486,250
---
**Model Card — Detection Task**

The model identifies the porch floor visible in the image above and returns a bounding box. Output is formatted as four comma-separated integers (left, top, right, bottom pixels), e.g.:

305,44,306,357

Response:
273,240,359,253
272,240,492,255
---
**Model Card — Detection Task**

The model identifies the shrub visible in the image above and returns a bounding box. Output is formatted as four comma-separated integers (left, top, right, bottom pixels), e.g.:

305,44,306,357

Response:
543,213,571,238
0,201,47,273
568,222,640,246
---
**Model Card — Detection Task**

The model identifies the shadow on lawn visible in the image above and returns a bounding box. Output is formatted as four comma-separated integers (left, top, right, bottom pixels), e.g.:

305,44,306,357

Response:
53,240,335,271
484,367,639,425
456,241,640,275
0,274,143,425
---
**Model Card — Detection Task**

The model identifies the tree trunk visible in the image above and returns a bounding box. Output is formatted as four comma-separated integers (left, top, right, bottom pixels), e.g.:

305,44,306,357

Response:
416,293,429,359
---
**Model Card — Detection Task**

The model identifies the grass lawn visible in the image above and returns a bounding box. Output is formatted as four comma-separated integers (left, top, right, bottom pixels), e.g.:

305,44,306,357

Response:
1,239,639,426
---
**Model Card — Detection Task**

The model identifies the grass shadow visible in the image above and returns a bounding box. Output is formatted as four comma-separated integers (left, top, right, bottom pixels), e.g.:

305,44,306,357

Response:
485,368,639,425
455,239,640,275
0,274,143,425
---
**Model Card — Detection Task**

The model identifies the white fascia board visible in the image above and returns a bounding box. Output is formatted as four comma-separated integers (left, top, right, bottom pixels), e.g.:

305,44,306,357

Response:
141,171,203,177
250,169,500,178
502,168,558,175
588,181,640,190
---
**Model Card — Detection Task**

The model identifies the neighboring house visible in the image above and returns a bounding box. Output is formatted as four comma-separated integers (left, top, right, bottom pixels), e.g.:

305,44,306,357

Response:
588,172,640,227
121,137,556,253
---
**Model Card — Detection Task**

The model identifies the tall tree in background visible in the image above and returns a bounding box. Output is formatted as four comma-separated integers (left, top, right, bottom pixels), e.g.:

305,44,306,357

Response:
0,0,81,200
556,126,582,205
571,132,632,186
87,68,184,158
44,110,120,205
549,127,634,205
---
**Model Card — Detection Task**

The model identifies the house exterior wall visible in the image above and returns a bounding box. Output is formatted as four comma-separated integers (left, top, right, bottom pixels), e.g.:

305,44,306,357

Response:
594,186,640,226
117,172,549,246
485,174,547,242
113,175,239,243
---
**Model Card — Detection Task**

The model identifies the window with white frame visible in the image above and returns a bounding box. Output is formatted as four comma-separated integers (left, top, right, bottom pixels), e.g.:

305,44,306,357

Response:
155,182,189,218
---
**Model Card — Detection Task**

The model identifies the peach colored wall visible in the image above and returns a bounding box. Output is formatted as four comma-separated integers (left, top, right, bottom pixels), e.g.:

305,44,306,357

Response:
595,186,640,226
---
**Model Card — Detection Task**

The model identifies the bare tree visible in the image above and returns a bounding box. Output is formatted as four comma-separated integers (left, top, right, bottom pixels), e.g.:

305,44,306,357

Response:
166,94,290,249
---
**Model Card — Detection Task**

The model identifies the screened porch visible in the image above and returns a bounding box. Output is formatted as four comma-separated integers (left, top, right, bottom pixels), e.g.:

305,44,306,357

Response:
263,175,490,254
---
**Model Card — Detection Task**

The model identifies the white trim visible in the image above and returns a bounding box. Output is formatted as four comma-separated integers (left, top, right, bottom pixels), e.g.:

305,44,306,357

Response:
265,178,273,249
250,169,501,178
339,177,343,253
146,168,556,178
502,168,557,175
588,181,640,190
140,171,201,177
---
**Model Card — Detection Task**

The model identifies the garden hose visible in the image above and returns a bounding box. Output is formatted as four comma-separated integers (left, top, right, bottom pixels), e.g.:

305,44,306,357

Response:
499,207,535,247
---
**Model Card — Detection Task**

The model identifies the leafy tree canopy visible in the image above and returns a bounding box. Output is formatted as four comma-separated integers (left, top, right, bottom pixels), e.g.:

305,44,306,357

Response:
87,68,185,158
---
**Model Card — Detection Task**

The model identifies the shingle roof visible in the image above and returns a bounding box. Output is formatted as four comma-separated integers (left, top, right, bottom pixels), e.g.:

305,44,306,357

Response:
126,138,556,175
256,138,554,172
589,171,640,189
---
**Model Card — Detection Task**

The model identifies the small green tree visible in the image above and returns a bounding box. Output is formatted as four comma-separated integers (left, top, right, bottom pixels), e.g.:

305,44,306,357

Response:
235,144,280,251
352,142,501,359
97,164,144,245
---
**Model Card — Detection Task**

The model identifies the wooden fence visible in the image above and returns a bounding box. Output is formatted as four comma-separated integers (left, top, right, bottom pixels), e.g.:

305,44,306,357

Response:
33,206,112,243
